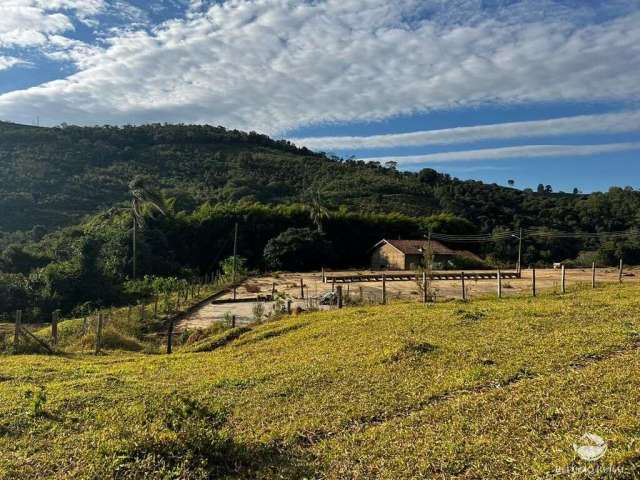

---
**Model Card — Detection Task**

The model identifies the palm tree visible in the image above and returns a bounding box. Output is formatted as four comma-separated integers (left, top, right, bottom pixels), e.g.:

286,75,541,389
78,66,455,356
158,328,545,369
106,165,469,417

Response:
308,189,329,233
129,176,167,279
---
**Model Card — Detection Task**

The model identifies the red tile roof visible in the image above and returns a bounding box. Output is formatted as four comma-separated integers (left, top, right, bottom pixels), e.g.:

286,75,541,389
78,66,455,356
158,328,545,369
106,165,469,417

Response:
381,239,456,255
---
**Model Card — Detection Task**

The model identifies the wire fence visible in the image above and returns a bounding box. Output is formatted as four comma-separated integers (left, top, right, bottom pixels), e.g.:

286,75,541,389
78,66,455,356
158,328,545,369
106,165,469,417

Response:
1,274,237,356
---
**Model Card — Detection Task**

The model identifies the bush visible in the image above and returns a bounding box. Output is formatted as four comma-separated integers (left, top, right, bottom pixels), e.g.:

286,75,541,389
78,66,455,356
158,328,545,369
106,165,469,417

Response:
263,228,333,271
444,254,488,270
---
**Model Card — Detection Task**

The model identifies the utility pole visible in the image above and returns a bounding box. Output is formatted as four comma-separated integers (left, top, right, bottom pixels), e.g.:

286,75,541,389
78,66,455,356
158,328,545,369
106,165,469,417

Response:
232,222,238,301
132,215,137,279
517,228,523,275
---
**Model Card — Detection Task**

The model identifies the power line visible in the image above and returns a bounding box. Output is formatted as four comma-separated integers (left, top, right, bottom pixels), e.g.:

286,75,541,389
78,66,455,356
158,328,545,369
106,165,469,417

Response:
428,228,640,243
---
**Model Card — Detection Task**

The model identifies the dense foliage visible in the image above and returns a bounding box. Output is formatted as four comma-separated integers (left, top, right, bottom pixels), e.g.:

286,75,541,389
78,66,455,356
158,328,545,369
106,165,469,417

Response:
2,121,640,238
263,228,333,271
0,202,474,318
3,121,640,318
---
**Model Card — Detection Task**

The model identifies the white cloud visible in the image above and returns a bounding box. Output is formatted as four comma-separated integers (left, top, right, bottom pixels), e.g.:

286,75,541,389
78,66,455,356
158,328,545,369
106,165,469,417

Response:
290,111,640,150
360,142,640,165
0,55,27,71
0,1,639,132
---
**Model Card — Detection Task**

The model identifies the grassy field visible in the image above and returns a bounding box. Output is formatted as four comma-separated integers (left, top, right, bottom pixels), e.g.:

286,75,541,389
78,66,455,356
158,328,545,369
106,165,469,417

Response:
1,284,639,479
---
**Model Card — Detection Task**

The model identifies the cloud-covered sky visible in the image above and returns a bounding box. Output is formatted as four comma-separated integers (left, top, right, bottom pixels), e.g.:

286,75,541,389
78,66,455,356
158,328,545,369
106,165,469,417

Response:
0,0,639,191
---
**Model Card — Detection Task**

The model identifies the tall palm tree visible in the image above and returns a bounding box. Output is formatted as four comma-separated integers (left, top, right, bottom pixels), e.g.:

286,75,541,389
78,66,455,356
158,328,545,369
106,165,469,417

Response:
129,176,167,279
308,189,329,233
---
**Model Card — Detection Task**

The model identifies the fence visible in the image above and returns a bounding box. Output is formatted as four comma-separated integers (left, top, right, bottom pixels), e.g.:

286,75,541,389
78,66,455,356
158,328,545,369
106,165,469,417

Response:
1,273,238,356
2,263,632,355
317,261,630,309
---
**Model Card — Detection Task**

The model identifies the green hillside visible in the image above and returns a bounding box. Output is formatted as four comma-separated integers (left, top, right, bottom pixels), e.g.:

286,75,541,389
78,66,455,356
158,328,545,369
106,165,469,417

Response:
2,121,640,236
1,283,639,478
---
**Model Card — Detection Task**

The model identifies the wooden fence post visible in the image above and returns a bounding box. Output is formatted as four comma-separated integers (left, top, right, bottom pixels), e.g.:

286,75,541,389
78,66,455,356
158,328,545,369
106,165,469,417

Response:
532,267,537,297
619,259,623,284
300,278,305,299
271,282,276,298
359,286,364,303
497,269,502,299
461,272,466,301
561,265,566,294
14,309,22,348
332,277,335,292
166,318,174,354
286,300,292,315
322,267,325,283
232,315,236,328
382,274,387,305
422,271,428,304
51,310,59,346
592,262,596,289
336,286,343,309
95,312,103,355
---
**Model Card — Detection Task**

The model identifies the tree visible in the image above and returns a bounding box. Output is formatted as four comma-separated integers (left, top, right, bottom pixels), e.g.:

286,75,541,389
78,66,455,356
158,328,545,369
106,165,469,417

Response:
129,176,167,279
307,189,329,233
418,168,440,184
507,179,515,187
537,184,545,194
31,225,46,242
264,228,333,271
384,160,398,170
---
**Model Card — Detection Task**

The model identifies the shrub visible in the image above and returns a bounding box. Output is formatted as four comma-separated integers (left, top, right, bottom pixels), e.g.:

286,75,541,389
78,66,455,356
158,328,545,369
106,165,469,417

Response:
263,228,333,271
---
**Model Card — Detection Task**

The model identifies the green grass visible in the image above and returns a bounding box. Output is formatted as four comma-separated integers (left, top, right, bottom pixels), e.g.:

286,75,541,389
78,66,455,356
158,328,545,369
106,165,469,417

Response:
1,284,640,478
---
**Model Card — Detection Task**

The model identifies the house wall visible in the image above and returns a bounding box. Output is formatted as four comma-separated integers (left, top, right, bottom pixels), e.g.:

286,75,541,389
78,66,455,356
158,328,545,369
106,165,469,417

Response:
371,243,406,270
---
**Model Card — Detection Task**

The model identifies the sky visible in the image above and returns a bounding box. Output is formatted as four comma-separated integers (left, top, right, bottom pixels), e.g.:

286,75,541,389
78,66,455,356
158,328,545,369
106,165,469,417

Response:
0,0,639,193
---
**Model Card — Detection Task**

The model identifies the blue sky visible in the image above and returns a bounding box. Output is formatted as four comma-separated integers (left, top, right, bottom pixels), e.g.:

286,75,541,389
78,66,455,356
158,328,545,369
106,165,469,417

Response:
1,1,639,193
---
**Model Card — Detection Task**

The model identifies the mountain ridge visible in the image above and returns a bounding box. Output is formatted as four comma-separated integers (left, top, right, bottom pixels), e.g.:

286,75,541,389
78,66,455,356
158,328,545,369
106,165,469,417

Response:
0,121,638,237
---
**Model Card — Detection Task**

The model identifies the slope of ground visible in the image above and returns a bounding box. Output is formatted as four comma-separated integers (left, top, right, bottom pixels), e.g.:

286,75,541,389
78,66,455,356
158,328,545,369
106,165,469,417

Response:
3,121,640,242
0,284,639,478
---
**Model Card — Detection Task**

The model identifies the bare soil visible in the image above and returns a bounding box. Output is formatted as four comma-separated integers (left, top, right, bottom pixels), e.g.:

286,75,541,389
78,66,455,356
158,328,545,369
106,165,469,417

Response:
178,267,639,331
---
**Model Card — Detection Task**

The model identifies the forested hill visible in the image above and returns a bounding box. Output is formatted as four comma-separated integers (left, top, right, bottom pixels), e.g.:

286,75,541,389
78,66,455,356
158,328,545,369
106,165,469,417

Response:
1,121,639,234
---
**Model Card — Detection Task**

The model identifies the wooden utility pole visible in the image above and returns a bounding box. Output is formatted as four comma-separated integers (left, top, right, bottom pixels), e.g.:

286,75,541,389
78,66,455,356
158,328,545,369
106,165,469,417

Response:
517,228,523,275
51,310,59,346
461,272,466,301
592,262,596,288
132,216,137,279
561,265,566,294
382,274,387,305
232,222,238,301
532,267,537,297
336,286,343,309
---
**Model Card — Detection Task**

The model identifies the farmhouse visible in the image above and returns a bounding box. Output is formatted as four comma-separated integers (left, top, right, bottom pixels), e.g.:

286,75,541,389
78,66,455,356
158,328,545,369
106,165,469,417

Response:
370,239,481,270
